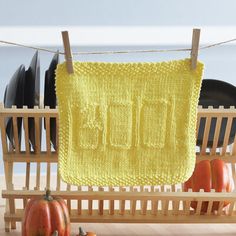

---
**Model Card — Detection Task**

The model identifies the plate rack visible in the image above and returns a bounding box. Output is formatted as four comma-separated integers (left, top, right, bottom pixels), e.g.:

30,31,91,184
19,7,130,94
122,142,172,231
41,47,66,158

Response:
1,103,236,232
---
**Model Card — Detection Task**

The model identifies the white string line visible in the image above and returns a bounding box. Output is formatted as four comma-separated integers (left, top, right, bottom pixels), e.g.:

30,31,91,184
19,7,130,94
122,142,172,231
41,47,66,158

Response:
0,38,236,55
0,40,64,55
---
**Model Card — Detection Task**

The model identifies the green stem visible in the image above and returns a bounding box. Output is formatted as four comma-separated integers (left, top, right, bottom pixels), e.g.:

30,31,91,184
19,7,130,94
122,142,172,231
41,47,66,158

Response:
52,230,58,236
79,227,87,236
44,189,53,201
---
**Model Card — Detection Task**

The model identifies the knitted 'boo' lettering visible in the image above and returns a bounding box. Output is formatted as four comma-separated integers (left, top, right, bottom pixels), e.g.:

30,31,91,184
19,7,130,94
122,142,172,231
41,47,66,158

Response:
55,59,204,186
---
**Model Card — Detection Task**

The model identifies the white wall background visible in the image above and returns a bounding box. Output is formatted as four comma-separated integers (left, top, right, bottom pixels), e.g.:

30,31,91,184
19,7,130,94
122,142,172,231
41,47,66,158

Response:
0,0,236,174
1,0,236,26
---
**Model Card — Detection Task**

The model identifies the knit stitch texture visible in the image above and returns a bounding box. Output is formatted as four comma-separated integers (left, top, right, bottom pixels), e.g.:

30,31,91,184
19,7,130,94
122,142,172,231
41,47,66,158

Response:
55,59,204,186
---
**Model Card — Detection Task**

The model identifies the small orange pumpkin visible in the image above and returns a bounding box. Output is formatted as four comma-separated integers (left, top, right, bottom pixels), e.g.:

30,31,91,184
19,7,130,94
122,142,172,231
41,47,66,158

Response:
22,190,70,236
77,227,96,236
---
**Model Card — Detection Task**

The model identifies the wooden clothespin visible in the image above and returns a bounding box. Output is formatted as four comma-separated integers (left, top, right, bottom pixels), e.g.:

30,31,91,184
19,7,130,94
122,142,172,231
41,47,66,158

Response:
61,31,74,74
190,28,201,70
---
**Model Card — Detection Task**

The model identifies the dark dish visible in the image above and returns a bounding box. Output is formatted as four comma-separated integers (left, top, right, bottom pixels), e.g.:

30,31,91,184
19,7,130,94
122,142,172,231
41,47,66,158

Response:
44,52,59,150
24,51,41,151
4,65,25,148
197,79,236,147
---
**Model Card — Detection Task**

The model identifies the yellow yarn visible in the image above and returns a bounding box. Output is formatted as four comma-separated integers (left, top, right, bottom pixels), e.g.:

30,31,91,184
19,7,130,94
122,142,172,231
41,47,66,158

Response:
55,59,204,186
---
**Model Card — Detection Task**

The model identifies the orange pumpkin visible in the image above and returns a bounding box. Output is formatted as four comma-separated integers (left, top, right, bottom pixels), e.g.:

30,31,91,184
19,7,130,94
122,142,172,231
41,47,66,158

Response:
77,227,96,236
22,190,70,236
184,159,234,212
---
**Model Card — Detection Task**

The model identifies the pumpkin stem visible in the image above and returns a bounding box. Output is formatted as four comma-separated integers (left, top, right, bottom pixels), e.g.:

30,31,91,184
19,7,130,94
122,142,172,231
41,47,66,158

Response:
79,226,87,236
52,230,58,236
44,189,53,201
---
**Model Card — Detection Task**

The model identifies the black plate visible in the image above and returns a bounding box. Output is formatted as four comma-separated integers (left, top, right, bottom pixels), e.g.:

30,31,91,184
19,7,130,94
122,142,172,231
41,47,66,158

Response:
197,79,236,147
24,51,41,150
4,85,8,103
4,65,25,148
44,52,59,149
44,52,58,108
44,70,50,108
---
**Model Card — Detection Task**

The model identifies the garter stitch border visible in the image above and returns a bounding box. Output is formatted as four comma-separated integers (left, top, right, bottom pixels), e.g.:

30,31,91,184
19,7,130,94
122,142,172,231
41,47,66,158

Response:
55,58,204,186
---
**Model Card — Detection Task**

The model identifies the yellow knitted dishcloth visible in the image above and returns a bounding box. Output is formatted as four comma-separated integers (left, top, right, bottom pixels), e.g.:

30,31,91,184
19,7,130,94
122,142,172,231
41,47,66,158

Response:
55,58,204,186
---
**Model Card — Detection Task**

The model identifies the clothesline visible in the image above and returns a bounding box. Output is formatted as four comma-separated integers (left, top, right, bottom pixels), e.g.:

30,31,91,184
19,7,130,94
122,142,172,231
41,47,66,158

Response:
0,37,236,55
